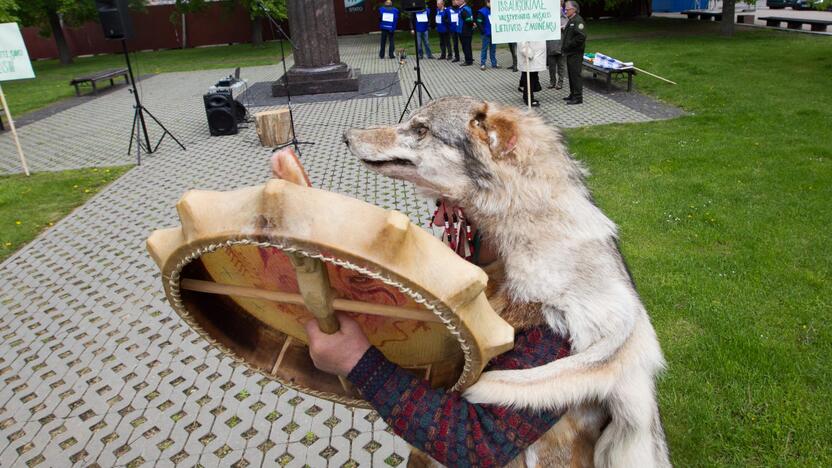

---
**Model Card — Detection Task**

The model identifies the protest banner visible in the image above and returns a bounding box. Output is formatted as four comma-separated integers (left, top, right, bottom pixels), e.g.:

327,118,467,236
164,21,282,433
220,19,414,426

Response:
0,23,35,176
491,0,561,44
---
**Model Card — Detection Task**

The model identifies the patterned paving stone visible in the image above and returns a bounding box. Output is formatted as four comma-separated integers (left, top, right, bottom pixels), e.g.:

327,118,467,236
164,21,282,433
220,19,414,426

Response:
0,34,680,467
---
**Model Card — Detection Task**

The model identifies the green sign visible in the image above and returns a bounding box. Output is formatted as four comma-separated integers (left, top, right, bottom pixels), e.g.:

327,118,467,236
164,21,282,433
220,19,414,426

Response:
0,23,35,81
491,0,561,44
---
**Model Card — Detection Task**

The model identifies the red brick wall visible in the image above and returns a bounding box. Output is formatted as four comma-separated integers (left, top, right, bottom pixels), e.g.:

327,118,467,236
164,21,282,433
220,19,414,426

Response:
23,3,282,60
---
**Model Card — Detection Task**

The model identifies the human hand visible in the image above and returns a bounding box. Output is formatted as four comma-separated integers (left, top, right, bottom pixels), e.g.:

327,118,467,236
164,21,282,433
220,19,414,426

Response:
305,313,371,377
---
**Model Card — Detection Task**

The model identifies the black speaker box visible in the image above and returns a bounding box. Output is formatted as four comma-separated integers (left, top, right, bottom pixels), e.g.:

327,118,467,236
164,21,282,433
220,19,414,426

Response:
95,0,134,40
402,0,427,12
204,91,239,136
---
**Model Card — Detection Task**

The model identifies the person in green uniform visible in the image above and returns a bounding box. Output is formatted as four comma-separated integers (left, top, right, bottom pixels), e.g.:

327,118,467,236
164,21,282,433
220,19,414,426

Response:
562,1,586,105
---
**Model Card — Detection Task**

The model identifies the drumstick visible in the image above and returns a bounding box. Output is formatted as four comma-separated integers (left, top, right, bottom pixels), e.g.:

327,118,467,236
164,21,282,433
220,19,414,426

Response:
178,278,442,323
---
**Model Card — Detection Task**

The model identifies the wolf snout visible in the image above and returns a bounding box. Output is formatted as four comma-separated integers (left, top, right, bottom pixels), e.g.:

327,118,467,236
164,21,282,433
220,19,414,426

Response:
342,130,351,147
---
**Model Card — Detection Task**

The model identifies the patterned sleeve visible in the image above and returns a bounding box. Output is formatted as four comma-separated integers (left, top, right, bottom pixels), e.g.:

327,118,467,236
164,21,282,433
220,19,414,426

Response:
347,327,570,467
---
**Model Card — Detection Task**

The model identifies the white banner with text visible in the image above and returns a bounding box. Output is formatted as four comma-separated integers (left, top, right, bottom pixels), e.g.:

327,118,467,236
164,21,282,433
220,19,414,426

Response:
491,0,561,44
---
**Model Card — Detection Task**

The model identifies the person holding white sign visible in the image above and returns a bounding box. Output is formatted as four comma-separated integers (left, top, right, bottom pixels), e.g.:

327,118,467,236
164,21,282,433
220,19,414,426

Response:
518,41,547,107
434,1,452,60
412,6,434,59
378,0,400,59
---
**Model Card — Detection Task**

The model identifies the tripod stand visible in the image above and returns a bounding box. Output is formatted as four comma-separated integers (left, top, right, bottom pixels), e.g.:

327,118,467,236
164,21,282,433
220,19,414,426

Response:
122,40,185,165
258,0,313,157
399,15,433,123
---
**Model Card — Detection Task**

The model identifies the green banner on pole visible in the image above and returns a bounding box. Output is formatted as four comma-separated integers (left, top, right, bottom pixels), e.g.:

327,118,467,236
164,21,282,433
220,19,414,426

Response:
0,23,35,82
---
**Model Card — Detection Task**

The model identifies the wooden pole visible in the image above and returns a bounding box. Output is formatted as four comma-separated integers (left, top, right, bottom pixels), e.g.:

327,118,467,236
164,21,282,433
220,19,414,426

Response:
525,44,532,110
632,67,677,85
0,83,30,176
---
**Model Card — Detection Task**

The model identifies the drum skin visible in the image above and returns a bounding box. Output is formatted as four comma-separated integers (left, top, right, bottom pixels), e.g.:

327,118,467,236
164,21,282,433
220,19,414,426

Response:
147,179,514,407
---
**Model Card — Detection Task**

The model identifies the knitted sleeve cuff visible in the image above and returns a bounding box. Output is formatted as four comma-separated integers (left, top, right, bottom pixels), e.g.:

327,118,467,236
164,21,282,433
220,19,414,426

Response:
346,346,398,400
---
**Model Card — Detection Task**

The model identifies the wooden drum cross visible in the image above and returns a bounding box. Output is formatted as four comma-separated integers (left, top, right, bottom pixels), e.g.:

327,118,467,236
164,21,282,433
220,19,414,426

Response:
146,179,514,408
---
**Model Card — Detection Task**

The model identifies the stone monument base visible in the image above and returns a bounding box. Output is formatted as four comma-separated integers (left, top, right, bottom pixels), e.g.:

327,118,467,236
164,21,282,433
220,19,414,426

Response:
272,63,360,97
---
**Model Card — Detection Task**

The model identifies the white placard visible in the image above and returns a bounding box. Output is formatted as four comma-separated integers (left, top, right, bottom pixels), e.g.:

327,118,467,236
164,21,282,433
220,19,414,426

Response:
436,13,443,22
416,13,429,23
0,23,35,81
450,13,459,22
491,0,561,44
382,12,395,22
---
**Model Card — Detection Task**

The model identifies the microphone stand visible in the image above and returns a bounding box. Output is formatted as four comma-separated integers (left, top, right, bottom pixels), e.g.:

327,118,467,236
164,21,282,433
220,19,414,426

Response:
257,0,314,158
399,11,433,123
122,39,186,165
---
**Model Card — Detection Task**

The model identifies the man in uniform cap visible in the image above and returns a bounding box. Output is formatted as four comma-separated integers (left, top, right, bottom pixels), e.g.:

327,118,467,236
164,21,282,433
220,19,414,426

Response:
562,1,586,105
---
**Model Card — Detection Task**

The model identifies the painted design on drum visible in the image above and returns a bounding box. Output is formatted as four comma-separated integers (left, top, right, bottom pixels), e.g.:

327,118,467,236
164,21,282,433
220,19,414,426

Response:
200,244,461,364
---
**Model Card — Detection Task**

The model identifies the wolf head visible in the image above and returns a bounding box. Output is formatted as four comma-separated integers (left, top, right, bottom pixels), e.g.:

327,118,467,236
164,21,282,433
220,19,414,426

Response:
344,96,568,205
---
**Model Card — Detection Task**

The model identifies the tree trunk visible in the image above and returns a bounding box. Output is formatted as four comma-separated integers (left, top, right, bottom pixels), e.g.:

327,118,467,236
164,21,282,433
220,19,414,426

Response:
47,9,73,65
251,16,264,46
721,0,736,37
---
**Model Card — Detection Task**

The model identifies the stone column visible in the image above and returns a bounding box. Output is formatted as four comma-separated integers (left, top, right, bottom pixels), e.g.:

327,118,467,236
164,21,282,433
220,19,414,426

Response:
272,0,359,97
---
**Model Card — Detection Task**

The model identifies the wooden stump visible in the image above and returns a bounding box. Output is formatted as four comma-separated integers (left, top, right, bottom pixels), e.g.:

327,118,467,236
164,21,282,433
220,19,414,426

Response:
255,108,294,147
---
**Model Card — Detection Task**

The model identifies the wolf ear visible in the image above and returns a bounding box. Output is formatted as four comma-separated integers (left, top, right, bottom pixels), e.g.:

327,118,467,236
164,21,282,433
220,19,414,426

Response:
469,104,519,160
483,109,519,160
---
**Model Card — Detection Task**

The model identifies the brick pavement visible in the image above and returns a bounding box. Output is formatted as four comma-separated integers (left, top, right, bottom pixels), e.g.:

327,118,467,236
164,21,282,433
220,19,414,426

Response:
0,35,681,467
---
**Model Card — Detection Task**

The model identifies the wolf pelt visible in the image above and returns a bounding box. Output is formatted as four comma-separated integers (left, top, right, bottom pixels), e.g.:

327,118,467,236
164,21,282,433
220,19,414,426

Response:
343,96,671,467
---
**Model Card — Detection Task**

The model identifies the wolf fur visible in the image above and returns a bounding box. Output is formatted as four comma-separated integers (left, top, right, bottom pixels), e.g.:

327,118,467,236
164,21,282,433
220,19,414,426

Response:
343,96,670,467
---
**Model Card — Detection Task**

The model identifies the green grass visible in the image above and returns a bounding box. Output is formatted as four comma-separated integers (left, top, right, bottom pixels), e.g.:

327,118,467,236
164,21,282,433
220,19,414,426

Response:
3,41,286,118
0,166,131,262
561,24,831,466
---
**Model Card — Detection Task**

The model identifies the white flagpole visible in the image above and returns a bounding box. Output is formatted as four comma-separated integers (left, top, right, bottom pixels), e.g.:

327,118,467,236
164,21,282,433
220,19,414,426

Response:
633,66,677,85
0,83,29,176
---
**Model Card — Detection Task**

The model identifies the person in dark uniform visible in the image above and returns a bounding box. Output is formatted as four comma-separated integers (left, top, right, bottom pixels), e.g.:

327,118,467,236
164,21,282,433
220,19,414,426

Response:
458,0,475,66
379,0,400,59
562,1,586,105
435,0,452,60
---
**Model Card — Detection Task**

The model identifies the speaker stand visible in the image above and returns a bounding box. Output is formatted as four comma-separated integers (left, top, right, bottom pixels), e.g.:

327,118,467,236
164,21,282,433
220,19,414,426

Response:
121,40,185,165
399,15,433,123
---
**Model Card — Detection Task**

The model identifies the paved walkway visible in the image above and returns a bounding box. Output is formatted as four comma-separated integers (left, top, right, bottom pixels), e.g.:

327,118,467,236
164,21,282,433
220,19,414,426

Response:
0,35,681,467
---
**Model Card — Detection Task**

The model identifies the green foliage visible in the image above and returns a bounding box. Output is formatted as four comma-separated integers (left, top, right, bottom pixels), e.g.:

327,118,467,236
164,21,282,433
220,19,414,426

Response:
172,0,210,15
0,0,18,23
234,0,287,20
15,0,146,36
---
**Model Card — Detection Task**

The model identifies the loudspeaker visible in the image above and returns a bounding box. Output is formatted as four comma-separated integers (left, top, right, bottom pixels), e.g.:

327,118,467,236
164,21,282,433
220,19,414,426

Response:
95,0,134,40
204,91,238,136
401,0,427,12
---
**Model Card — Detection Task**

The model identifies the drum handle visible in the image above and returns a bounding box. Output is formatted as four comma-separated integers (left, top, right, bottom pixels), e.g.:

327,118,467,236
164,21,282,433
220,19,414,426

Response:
288,254,340,333
288,253,354,393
